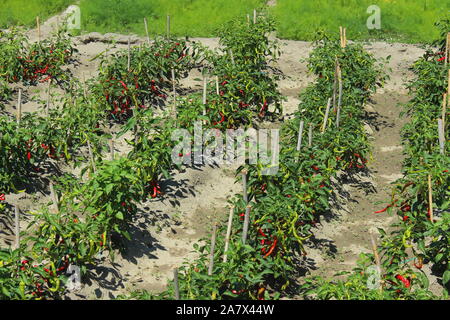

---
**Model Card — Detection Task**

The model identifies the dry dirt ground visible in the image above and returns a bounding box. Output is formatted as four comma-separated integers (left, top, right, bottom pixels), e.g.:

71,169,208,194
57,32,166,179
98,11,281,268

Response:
0,16,433,299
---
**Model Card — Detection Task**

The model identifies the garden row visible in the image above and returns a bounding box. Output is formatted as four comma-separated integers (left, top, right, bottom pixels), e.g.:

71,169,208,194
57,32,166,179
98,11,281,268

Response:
301,24,450,300
119,29,390,300
0,13,283,300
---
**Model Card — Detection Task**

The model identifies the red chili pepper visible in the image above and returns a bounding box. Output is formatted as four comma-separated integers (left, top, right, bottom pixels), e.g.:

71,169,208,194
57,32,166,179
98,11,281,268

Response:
401,204,411,212
27,152,31,160
0,194,5,201
395,274,411,288
258,228,267,238
213,112,225,126
259,100,268,117
311,165,319,171
119,81,128,91
264,237,277,258
402,215,409,222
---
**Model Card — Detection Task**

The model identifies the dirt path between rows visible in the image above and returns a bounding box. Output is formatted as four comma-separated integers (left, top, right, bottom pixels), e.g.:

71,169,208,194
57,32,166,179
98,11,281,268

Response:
0,15,431,299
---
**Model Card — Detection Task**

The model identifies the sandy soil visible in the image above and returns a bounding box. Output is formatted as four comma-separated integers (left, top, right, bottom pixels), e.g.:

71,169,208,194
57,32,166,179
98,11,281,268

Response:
0,15,433,299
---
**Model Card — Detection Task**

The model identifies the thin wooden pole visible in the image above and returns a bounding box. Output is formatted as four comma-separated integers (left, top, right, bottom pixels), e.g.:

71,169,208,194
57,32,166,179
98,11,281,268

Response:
336,63,343,128
308,123,313,147
241,205,251,244
339,26,343,48
171,68,176,115
110,139,115,161
438,119,445,155
253,9,257,24
242,171,248,204
229,49,235,65
370,233,382,291
144,18,150,45
223,207,234,263
296,120,304,152
167,15,170,38
49,181,59,213
247,14,250,26
215,76,219,95
445,32,449,65
208,224,218,276
428,175,433,222
442,93,447,125
332,58,338,112
46,80,51,116
173,268,180,300
87,141,96,173
202,74,207,122
14,206,20,250
321,98,332,133
17,88,22,124
37,16,41,41
127,38,131,72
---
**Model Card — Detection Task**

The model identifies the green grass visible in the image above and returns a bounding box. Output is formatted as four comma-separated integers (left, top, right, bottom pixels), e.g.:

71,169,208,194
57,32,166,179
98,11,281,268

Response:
79,0,266,37
0,0,74,29
1,0,448,43
272,0,450,43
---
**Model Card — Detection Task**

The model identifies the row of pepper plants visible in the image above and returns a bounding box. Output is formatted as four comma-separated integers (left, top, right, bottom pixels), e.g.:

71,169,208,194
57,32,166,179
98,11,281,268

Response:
0,12,283,299
116,29,391,299
300,21,450,300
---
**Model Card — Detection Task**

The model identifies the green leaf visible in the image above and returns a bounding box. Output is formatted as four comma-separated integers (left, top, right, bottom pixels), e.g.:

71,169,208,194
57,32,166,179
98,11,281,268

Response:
115,212,124,220
443,270,450,285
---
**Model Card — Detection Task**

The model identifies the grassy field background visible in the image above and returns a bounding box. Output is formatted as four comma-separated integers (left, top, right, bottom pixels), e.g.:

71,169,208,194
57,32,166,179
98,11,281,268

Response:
0,0,73,29
0,0,448,43
79,0,266,37
273,0,450,43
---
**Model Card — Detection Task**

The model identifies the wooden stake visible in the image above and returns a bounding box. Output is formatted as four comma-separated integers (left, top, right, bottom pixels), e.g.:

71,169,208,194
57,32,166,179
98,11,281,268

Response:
332,58,338,111
173,268,180,300
208,224,218,276
223,207,234,263
253,9,257,24
428,175,433,222
296,120,304,152
215,76,219,95
339,26,343,48
87,141,96,173
445,32,450,65
14,206,20,250
49,182,59,213
171,68,176,115
167,15,171,38
46,80,51,116
336,64,343,128
370,233,382,290
17,88,22,124
247,14,250,26
144,18,150,45
202,74,208,122
110,139,115,161
37,16,41,41
438,119,445,155
229,49,235,65
442,93,447,125
127,38,131,72
321,98,332,133
241,205,251,244
308,123,313,147
242,171,248,204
